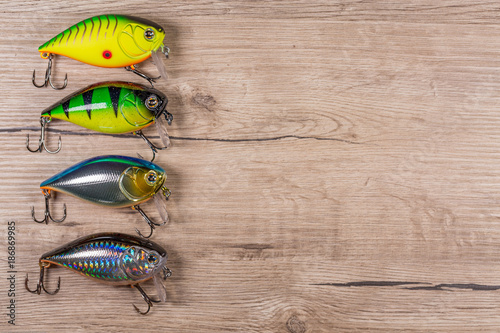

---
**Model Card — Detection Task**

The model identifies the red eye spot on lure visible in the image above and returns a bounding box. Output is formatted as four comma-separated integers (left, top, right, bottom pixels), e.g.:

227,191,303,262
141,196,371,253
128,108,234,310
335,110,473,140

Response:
103,50,112,59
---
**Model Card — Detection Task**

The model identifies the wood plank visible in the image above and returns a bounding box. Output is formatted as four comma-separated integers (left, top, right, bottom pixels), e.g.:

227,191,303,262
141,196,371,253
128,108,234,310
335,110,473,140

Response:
2,1,500,331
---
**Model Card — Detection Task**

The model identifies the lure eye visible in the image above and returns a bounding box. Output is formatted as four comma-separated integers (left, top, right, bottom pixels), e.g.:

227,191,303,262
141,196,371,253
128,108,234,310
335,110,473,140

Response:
102,50,112,59
145,170,158,186
144,28,155,40
148,253,159,264
146,95,159,110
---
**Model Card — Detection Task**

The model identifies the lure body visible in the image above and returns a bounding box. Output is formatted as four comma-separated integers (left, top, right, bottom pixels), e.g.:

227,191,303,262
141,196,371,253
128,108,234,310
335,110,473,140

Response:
40,155,166,208
39,233,168,285
41,81,167,134
39,15,166,68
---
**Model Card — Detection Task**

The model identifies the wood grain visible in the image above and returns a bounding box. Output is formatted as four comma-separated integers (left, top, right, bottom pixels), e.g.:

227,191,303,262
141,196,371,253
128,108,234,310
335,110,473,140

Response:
2,0,500,331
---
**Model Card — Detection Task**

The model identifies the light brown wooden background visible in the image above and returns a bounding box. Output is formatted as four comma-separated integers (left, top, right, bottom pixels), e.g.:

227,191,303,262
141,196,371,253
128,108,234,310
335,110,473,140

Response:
1,0,500,332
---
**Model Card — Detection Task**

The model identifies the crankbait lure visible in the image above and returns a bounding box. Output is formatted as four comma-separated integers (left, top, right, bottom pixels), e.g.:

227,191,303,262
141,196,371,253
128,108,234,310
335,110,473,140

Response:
32,155,171,238
26,81,172,161
26,232,172,314
33,14,170,89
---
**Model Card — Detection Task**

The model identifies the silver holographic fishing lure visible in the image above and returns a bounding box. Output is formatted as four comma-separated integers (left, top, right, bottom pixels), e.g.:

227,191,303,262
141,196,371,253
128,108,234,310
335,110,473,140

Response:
25,232,172,314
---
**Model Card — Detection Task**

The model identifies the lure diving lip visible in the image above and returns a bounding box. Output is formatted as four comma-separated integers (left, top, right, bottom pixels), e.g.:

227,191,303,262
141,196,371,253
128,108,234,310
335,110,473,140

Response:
33,14,170,89
26,232,172,315
32,155,171,238
26,81,173,161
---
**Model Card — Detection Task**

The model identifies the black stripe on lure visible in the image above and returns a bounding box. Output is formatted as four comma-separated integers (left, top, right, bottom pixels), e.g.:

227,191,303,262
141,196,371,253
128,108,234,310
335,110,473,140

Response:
32,155,171,238
26,81,173,162
33,15,170,89
26,232,172,315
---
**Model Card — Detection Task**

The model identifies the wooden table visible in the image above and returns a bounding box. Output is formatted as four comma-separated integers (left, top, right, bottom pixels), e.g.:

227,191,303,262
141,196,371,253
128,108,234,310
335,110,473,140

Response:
1,1,500,331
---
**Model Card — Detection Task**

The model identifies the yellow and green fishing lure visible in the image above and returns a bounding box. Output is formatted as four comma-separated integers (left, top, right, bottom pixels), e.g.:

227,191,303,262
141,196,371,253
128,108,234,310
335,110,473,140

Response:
34,15,169,88
27,81,173,160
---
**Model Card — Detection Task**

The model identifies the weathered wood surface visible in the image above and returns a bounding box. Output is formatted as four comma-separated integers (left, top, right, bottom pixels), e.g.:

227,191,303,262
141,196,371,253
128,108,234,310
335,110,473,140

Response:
2,1,500,331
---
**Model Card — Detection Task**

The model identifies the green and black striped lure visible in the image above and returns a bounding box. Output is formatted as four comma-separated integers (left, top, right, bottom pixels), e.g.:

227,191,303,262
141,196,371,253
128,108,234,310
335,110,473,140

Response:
27,81,173,161
26,232,172,315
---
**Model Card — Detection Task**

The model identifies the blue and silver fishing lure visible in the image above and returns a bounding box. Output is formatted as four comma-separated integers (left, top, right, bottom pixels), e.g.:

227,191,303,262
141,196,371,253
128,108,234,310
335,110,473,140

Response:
32,155,171,238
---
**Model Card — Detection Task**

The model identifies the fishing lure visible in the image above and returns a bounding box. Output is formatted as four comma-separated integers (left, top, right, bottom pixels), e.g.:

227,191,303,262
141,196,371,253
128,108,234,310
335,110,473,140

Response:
26,232,172,314
33,14,170,89
26,81,172,161
32,155,171,238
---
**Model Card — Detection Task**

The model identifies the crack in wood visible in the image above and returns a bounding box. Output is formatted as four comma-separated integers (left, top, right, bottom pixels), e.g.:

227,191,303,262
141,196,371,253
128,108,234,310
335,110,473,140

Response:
313,281,428,287
312,281,500,291
3,127,362,144
406,284,500,291
230,243,274,250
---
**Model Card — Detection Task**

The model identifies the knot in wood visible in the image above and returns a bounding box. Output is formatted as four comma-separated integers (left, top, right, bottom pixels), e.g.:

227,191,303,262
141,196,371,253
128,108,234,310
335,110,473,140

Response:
286,315,306,333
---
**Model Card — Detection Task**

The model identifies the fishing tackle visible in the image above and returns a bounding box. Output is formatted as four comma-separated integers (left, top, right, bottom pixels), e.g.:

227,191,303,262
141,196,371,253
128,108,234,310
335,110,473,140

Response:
32,155,171,238
26,81,173,161
26,232,172,315
31,188,66,224
33,15,170,89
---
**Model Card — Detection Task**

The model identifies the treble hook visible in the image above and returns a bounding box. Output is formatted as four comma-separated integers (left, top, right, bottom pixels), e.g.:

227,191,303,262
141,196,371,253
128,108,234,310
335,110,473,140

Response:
26,117,62,154
125,65,160,88
132,284,161,315
25,262,61,295
32,53,68,90
134,130,169,162
133,205,166,239
31,189,67,224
